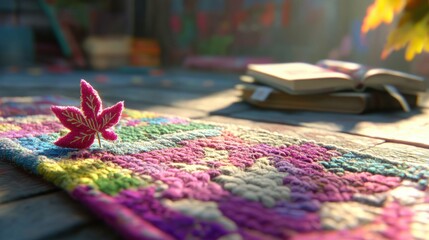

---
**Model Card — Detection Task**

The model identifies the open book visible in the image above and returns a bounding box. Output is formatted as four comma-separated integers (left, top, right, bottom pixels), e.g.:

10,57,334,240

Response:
246,60,427,95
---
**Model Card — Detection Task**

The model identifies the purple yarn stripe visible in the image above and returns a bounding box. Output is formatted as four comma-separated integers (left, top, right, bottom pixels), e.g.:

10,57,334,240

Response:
71,185,175,240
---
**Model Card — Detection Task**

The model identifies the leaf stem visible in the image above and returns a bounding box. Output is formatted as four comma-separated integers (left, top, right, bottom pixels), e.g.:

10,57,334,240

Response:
96,132,102,148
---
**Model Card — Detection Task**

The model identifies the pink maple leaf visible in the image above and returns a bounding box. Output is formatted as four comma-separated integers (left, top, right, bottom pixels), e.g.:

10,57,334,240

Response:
51,79,124,149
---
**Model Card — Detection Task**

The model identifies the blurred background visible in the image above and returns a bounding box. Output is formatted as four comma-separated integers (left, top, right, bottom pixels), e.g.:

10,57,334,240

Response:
0,0,427,76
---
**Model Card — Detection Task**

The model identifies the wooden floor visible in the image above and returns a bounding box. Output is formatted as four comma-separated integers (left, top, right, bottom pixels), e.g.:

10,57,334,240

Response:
1,68,429,239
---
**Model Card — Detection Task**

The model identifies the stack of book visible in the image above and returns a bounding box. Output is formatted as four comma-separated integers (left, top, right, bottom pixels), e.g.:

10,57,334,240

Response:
238,60,427,114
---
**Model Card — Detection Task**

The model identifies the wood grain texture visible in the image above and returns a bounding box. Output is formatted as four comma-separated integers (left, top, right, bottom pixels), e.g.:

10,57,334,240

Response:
0,192,94,240
201,116,385,150
231,108,429,147
0,69,239,91
362,142,429,166
0,160,57,204
104,99,209,119
103,88,248,113
44,223,121,240
0,160,119,240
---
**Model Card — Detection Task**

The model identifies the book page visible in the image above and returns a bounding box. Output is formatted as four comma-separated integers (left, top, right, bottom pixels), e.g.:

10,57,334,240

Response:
249,63,351,81
364,69,426,92
317,59,367,88
317,59,427,93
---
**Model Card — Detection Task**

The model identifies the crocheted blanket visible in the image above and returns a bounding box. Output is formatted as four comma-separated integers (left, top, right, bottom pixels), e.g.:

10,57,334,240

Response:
1,99,429,240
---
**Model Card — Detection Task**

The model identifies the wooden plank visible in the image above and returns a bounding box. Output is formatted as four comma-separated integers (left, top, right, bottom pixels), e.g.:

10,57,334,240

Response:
137,104,208,119
103,88,249,113
362,142,429,166
231,108,429,147
45,223,121,240
0,87,247,117
351,116,429,148
103,98,209,119
201,116,384,151
0,192,102,240
124,74,238,93
103,88,204,105
209,102,252,116
0,160,57,204
174,91,248,114
0,69,240,92
0,88,79,100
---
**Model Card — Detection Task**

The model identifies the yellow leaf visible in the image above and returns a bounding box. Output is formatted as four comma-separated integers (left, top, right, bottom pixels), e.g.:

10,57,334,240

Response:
362,0,406,33
424,39,429,51
382,14,429,61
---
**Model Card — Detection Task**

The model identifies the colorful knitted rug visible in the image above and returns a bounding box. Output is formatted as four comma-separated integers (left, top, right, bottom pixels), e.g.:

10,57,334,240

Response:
1,98,429,240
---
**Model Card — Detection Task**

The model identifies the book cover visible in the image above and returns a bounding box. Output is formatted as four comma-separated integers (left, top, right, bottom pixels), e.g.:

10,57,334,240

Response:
237,84,418,114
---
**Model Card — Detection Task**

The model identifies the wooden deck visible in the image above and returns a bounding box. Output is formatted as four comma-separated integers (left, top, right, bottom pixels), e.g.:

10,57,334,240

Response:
1,69,429,239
